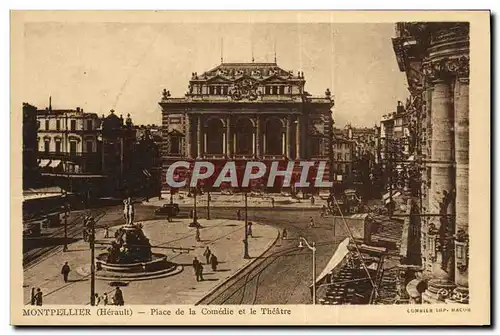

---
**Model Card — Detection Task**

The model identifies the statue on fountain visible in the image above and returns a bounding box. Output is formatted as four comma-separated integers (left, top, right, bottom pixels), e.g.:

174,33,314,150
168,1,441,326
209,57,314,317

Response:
103,199,152,264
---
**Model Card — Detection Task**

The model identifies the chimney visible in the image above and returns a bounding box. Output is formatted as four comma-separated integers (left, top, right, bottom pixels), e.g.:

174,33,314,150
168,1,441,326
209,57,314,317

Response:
76,107,81,113
397,101,404,114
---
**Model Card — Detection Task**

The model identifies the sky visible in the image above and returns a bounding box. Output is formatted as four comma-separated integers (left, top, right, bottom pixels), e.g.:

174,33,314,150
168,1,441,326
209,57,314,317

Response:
23,22,409,127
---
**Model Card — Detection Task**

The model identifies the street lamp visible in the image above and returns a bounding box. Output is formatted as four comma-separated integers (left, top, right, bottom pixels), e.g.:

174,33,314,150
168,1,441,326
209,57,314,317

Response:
243,191,250,259
62,191,69,252
88,216,96,306
298,237,316,305
189,187,199,228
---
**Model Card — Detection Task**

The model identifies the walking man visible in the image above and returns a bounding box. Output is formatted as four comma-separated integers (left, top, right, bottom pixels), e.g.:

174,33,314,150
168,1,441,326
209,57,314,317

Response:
247,222,253,238
30,288,36,305
309,217,315,228
282,228,288,240
193,257,200,279
236,209,241,221
210,254,218,272
196,263,204,281
35,288,43,306
114,287,124,306
61,262,71,283
203,247,212,265
103,292,109,306
195,227,201,242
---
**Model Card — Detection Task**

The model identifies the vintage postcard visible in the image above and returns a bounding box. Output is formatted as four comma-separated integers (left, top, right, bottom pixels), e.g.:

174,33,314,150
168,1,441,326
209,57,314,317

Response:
10,10,490,326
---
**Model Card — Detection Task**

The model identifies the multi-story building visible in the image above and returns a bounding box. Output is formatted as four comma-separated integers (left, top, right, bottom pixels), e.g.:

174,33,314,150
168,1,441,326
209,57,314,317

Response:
100,110,137,196
392,22,469,304
23,103,39,189
331,128,354,183
36,106,101,175
160,61,335,193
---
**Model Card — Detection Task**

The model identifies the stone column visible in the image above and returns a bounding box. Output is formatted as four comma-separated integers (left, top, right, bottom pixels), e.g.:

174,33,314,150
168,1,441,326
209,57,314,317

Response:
281,132,286,156
256,117,261,158
422,78,456,303
226,117,232,158
286,116,292,159
452,74,469,302
197,115,202,158
185,114,192,159
295,116,301,159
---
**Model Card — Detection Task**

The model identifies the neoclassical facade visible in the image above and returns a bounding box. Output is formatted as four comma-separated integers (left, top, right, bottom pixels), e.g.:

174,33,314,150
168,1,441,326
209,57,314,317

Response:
160,62,334,192
392,22,469,304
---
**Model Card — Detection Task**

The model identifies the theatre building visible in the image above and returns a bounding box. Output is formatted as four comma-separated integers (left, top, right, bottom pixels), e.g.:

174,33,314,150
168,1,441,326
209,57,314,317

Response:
160,62,335,192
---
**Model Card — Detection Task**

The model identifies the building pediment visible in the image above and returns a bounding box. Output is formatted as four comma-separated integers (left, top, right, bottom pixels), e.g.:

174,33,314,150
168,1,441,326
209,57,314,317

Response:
205,75,232,84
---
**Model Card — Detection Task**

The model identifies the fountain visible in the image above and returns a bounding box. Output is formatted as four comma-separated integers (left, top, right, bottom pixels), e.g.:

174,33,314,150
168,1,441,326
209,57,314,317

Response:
95,201,181,281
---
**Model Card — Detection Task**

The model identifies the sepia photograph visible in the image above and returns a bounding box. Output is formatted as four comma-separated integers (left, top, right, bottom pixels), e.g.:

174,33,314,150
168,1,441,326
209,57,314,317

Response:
10,10,490,326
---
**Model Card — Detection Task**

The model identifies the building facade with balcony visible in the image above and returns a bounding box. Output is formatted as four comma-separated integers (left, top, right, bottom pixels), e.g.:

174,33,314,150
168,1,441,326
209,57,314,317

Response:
23,103,39,189
160,62,334,193
36,106,102,175
392,22,470,304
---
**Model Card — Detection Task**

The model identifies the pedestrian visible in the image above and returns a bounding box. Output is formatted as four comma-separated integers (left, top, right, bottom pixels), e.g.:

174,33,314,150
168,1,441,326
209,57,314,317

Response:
104,226,109,238
271,197,275,208
247,222,253,237
237,209,241,221
196,263,204,281
309,217,315,228
114,287,124,306
203,247,212,265
30,287,36,305
103,292,109,306
210,254,218,272
94,293,101,306
195,226,201,242
61,261,71,283
311,196,315,206
282,228,288,240
35,288,43,306
193,256,200,278
320,205,326,218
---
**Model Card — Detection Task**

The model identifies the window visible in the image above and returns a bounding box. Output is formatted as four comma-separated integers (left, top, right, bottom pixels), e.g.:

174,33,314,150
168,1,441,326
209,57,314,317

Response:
37,121,40,130
70,141,77,156
86,141,93,153
309,137,321,157
170,136,180,154
44,140,50,153
55,141,61,154
70,120,76,131
272,86,278,95
222,86,228,95
86,120,93,130
345,153,350,161
209,86,215,95
337,153,342,161
45,120,49,130
265,86,271,95
279,86,285,95
56,120,61,131
216,86,221,95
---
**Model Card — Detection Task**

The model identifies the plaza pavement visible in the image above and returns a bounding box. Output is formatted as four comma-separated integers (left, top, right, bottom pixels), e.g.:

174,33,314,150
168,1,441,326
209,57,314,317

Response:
144,192,329,209
23,218,278,305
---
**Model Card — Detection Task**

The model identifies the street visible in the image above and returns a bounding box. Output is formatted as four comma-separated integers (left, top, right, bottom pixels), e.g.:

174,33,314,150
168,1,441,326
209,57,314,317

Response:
196,207,350,304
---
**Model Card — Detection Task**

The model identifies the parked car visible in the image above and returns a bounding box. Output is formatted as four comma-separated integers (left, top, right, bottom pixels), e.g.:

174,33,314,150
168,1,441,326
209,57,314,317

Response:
155,203,180,218
23,222,42,237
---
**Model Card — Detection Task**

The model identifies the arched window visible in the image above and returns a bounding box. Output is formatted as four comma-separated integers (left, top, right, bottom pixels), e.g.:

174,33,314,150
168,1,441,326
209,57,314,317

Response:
206,118,224,154
235,118,253,155
265,117,283,155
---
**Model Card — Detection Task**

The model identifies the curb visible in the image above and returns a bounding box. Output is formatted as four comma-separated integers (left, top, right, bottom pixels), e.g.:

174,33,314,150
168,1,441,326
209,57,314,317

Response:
194,224,280,305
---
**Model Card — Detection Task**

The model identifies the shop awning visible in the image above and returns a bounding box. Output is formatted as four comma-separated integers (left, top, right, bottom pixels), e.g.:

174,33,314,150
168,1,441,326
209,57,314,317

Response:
38,159,51,167
383,191,401,203
311,238,350,287
48,160,62,168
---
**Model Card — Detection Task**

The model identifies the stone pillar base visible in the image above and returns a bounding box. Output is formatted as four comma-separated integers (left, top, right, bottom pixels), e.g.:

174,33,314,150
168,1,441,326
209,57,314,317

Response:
422,279,456,304
445,285,469,304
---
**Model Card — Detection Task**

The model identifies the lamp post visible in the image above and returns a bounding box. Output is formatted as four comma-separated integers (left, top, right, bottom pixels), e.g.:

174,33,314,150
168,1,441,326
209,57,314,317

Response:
189,187,199,227
62,191,69,252
243,191,250,259
207,190,211,220
298,237,316,305
88,216,96,306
